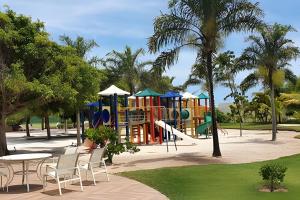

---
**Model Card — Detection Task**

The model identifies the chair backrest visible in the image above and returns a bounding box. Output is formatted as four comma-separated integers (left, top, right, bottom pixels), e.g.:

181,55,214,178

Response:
89,146,106,165
64,147,78,155
0,162,8,175
56,153,79,175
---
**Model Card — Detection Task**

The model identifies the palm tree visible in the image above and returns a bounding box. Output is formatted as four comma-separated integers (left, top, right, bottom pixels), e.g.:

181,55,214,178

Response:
60,35,100,66
149,0,263,157
104,46,152,94
241,24,300,141
60,35,99,145
215,51,248,136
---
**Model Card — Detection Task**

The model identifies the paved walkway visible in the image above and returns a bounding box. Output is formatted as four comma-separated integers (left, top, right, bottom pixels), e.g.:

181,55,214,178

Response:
3,128,300,199
0,166,167,200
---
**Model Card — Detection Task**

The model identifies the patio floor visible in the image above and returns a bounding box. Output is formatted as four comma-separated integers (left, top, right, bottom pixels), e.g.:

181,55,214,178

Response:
0,162,167,200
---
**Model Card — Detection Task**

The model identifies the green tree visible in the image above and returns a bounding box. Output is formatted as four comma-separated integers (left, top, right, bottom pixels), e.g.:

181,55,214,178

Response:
60,35,100,66
104,46,152,94
241,24,300,141
215,51,248,136
60,35,100,145
0,8,52,155
149,0,263,156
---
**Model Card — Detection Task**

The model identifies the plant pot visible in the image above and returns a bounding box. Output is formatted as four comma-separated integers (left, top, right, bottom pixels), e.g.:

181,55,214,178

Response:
83,138,97,151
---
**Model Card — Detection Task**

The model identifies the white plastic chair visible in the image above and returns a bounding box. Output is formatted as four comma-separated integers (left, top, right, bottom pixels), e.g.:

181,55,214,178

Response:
79,147,109,185
64,147,78,155
47,146,78,166
0,163,9,192
43,153,83,195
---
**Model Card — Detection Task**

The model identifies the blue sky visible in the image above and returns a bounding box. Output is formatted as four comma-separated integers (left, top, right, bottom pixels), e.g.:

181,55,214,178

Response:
1,0,300,104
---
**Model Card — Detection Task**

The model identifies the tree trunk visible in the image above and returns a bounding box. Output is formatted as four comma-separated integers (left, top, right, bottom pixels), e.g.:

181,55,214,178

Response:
237,106,243,137
76,110,81,146
64,119,68,134
239,120,243,137
41,117,45,130
45,115,51,140
0,113,8,156
206,51,222,157
26,116,30,137
270,82,277,141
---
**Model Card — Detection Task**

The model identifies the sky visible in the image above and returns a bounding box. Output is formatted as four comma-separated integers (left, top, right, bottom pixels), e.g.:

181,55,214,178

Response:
1,0,300,105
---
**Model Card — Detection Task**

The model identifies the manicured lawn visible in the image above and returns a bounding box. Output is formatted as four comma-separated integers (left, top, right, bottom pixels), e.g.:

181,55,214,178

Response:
121,154,300,200
220,122,300,132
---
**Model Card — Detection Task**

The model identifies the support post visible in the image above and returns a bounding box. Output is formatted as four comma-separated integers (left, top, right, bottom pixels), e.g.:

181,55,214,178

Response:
179,96,183,132
136,96,141,144
114,94,119,141
125,95,129,139
98,97,104,126
157,96,163,144
149,96,155,143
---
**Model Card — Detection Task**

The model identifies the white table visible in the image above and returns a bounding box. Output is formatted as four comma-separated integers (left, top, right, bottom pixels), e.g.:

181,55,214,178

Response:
0,153,52,192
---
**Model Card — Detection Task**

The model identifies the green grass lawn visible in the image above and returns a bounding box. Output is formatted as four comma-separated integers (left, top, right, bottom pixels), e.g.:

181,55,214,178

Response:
220,122,300,132
121,154,300,200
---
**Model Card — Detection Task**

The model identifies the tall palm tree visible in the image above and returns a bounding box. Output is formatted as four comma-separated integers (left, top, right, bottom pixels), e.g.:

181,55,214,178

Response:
104,46,152,94
60,35,99,145
241,24,300,141
149,0,263,156
60,35,100,66
215,51,247,136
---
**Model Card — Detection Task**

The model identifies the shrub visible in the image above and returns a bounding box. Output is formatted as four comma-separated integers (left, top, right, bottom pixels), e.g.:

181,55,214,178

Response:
259,163,287,192
85,126,140,164
216,109,230,123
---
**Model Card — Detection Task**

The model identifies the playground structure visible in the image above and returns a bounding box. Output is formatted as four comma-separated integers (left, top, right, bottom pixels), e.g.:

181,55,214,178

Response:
86,85,215,146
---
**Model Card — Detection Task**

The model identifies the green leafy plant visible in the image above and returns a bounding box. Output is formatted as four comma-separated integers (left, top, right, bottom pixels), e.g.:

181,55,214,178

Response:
259,163,287,192
85,126,140,164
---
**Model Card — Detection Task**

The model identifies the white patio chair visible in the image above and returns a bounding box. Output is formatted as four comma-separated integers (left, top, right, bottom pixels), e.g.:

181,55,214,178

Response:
0,163,9,192
47,146,78,166
64,146,78,155
43,153,83,195
79,147,109,185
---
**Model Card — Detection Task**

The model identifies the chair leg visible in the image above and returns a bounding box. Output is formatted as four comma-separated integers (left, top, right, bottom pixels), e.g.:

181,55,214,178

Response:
1,176,2,191
77,167,83,192
6,176,8,192
43,175,46,192
103,160,109,182
90,167,96,186
63,175,66,188
57,177,62,196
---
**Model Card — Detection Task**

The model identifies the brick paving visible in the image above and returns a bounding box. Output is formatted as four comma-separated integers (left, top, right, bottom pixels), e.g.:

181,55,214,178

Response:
0,162,168,200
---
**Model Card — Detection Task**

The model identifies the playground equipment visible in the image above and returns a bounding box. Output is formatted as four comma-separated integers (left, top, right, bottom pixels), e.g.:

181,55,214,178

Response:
87,85,130,141
196,113,212,138
86,85,215,147
155,120,200,145
130,88,163,144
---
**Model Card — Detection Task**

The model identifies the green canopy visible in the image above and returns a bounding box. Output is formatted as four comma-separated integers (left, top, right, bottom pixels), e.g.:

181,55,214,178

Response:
198,93,209,99
135,88,162,97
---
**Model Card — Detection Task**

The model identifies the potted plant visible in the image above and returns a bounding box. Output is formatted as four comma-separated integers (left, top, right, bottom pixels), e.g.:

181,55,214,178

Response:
85,126,140,164
84,128,100,149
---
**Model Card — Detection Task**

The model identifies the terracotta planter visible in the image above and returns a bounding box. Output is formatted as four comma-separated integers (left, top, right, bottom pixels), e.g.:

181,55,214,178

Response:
83,138,97,151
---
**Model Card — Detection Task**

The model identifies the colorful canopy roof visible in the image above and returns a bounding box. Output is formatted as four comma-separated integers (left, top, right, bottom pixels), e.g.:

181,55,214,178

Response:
135,88,161,97
98,85,130,96
128,91,141,99
86,101,99,107
161,91,182,98
181,92,199,99
198,93,209,99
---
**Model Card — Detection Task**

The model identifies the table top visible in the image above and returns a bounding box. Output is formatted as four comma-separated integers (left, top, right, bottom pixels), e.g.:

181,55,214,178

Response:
0,153,52,162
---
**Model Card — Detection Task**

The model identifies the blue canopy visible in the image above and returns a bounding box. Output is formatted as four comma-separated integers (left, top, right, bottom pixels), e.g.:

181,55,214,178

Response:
161,91,182,98
86,102,99,107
